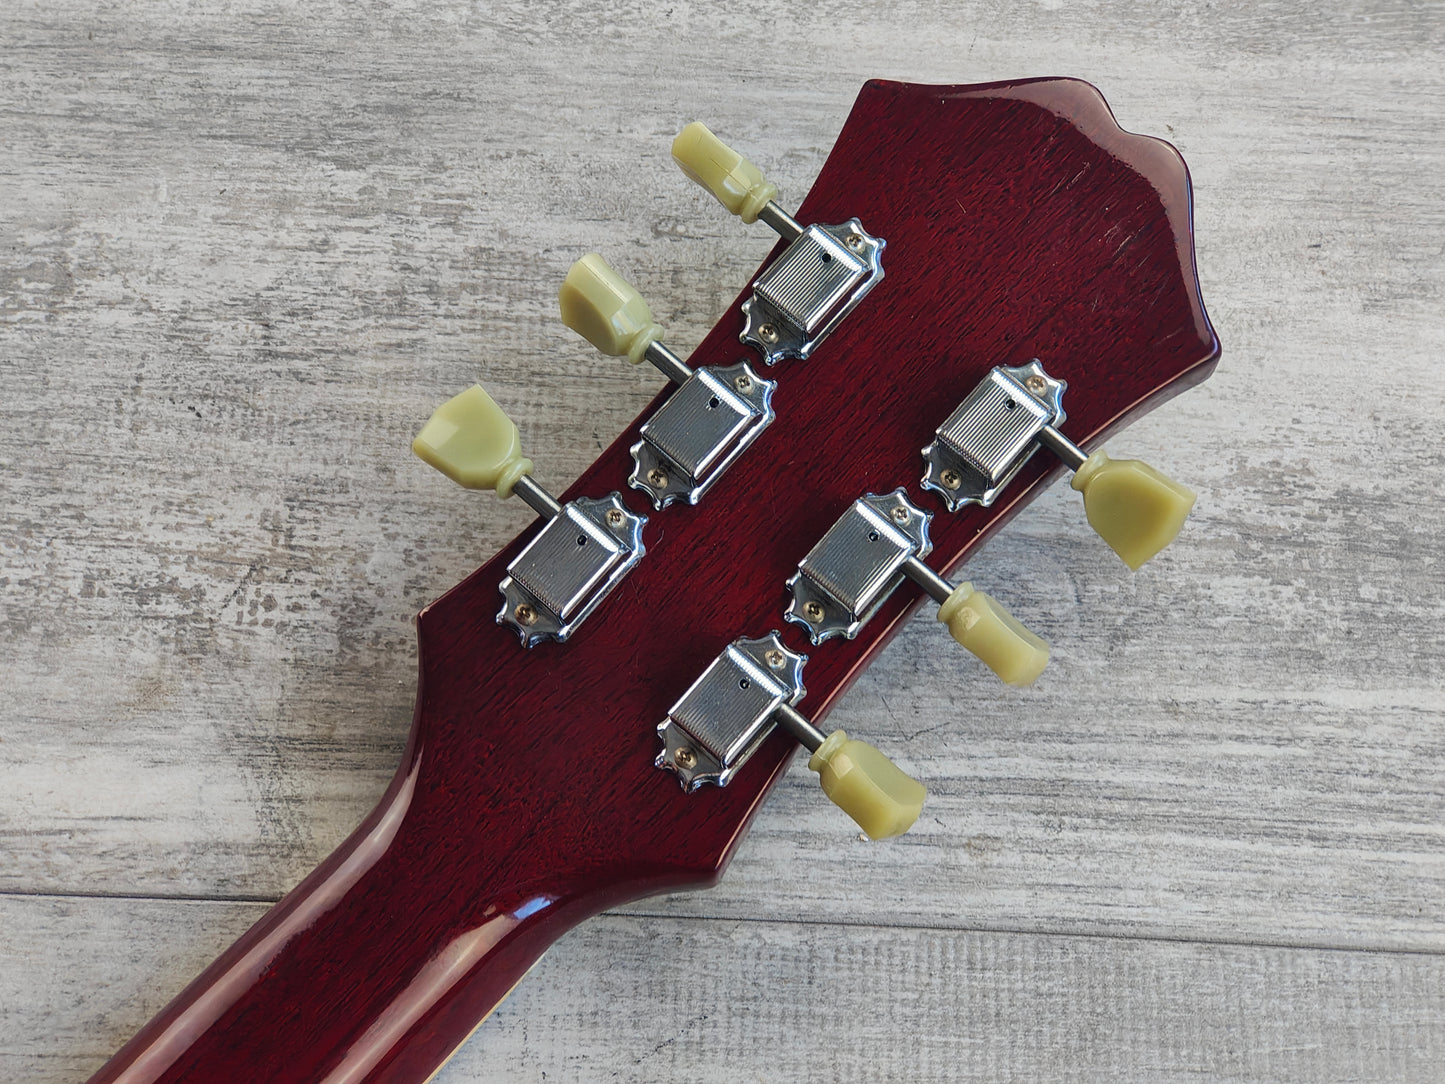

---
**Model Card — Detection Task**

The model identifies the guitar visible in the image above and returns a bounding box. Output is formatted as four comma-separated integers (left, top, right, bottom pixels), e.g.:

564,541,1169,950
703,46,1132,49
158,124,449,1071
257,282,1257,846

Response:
87,77,1218,1082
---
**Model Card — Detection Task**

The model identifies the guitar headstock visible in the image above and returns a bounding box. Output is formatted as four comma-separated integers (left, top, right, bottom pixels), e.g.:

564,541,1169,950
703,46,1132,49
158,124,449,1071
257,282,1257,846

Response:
407,78,1217,912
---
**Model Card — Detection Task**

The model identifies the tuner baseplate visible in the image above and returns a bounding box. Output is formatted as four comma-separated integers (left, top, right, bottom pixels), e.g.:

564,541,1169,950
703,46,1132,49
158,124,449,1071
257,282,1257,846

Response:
786,491,933,644
742,219,885,365
922,360,1067,511
498,495,646,647
656,633,807,790
630,361,775,508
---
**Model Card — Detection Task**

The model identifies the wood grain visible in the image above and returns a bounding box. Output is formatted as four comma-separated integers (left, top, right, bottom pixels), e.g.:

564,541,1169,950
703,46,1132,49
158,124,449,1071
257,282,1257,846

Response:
1,1,1441,1080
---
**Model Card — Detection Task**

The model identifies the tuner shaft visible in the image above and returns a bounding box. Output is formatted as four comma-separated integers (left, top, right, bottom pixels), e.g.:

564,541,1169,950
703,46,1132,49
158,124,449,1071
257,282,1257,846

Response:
513,475,563,520
643,340,693,386
900,555,952,606
757,201,804,243
1035,423,1090,472
773,702,826,753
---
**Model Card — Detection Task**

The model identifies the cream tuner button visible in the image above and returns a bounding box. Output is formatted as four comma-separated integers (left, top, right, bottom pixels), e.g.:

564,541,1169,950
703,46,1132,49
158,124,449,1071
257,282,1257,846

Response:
807,729,927,841
1071,450,1197,570
559,253,664,366
671,121,779,225
412,384,533,498
936,582,1050,687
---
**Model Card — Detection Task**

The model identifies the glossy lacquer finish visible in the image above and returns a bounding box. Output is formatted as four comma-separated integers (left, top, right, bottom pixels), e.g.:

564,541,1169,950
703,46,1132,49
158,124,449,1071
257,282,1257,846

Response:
90,78,1219,1083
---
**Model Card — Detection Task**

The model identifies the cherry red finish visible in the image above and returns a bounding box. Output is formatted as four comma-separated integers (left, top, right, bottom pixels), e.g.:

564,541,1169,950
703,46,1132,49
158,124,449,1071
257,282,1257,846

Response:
90,78,1218,1083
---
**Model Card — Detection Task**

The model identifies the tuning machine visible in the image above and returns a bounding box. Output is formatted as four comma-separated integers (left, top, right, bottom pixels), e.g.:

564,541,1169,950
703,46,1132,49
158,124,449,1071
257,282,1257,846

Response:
672,122,885,366
559,253,775,509
785,490,1048,687
656,633,925,840
923,360,1197,569
412,385,646,647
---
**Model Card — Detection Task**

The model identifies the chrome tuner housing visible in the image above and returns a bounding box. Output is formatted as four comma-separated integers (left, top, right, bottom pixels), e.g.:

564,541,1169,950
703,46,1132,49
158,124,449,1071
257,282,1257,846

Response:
921,360,1068,511
497,494,646,647
741,219,885,365
655,633,807,790
786,490,934,644
629,361,776,508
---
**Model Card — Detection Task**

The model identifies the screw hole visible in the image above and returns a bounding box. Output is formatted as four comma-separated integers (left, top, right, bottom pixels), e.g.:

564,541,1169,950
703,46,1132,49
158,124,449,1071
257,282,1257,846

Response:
867,530,880,542
708,396,720,409
576,535,587,546
738,678,751,690
1005,399,1017,410
820,251,832,263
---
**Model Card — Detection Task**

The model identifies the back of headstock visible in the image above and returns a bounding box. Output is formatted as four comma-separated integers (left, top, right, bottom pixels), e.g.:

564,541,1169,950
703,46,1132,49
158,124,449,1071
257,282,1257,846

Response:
90,77,1217,1084
411,74,1217,872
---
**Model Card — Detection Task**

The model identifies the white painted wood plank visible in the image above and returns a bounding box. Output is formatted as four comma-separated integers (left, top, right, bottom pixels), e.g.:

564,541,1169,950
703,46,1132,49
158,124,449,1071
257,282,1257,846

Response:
3,894,1441,1084
0,0,1441,1077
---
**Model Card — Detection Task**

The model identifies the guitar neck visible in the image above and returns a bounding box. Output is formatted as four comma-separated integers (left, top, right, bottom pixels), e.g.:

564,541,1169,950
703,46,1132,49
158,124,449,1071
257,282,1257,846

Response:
88,732,710,1083
88,76,1217,1083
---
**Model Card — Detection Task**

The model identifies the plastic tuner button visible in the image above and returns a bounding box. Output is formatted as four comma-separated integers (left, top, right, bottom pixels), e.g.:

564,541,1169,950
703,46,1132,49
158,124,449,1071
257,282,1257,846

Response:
807,730,926,840
671,121,779,225
1071,450,1197,570
412,385,534,498
558,253,664,367
937,582,1049,687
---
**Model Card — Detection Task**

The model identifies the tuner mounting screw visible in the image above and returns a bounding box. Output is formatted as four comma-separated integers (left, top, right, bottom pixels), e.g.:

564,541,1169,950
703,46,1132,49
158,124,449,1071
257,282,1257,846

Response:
940,468,961,491
765,649,785,669
758,323,779,344
846,233,865,252
674,746,697,770
514,603,537,626
891,506,909,524
804,601,825,621
606,508,625,526
1024,374,1048,396
647,467,669,488
735,374,752,391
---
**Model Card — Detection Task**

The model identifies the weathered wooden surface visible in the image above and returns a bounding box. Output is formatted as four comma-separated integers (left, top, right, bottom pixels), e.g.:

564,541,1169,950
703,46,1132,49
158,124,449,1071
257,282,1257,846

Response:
7,897,1445,1083
1,1,1441,1081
